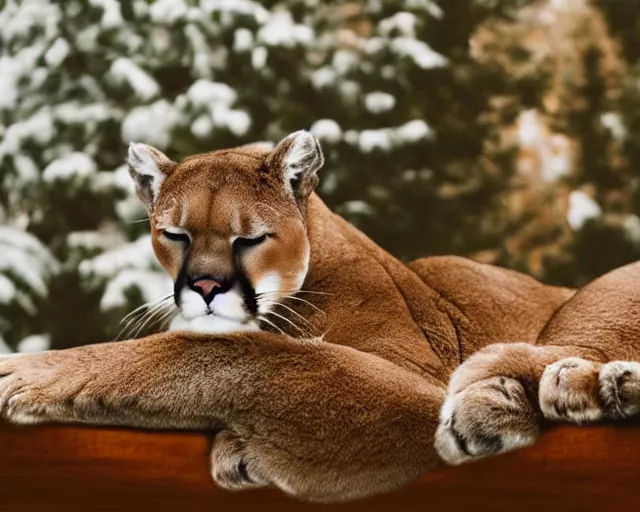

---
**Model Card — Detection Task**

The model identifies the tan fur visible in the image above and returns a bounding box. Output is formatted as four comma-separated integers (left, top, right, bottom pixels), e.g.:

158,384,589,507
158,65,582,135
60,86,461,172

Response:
2,133,640,502
152,147,309,293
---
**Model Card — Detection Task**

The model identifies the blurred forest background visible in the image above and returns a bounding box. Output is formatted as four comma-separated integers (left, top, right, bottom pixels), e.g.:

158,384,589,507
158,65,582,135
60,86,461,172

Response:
1,0,640,352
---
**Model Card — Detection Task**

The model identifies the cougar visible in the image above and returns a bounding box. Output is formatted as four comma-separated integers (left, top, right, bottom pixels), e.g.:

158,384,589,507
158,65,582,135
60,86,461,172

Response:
1,131,639,502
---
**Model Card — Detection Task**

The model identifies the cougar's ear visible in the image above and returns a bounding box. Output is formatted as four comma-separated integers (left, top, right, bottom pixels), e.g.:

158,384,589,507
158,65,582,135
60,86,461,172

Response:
127,143,177,212
266,130,324,201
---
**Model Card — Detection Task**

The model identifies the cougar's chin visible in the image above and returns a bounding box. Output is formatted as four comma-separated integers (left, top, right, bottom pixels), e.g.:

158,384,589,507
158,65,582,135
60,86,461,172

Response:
169,314,260,334
174,286,259,334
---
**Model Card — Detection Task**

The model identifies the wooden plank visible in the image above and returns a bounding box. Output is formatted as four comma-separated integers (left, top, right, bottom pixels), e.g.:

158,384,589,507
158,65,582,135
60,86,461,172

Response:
0,422,638,511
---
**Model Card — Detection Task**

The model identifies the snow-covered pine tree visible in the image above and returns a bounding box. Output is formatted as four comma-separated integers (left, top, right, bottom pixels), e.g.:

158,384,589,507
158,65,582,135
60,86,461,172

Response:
539,1,640,287
0,0,542,350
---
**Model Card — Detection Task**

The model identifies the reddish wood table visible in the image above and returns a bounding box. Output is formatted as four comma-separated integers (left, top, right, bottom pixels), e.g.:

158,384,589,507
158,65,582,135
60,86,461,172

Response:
1,422,638,511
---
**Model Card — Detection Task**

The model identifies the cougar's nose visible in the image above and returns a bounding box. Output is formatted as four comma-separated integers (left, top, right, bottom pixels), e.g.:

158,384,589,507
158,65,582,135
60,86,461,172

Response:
189,277,222,305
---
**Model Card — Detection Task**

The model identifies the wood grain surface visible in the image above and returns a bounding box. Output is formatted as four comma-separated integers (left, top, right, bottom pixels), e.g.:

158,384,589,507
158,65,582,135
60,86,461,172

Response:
1,422,639,511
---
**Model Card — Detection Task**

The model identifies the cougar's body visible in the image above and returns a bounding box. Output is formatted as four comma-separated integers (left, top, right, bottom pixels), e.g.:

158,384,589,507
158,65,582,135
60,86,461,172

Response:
2,132,639,502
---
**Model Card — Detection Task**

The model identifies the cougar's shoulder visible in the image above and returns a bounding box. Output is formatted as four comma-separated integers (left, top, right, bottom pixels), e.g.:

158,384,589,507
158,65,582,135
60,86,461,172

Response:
409,255,574,357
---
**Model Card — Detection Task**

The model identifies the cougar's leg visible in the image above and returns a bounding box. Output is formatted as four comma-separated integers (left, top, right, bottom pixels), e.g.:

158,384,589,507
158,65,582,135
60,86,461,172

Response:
0,331,446,502
436,262,640,464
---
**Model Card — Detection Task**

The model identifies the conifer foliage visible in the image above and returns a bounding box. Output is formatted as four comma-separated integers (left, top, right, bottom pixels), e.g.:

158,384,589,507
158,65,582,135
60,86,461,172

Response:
0,0,637,350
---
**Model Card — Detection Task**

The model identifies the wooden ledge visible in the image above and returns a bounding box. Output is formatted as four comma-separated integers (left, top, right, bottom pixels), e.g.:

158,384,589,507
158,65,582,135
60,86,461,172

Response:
1,422,639,511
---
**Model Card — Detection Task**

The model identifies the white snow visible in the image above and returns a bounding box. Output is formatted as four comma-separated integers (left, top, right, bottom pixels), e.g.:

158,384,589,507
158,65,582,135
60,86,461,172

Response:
517,110,571,182
0,274,17,304
343,130,359,145
257,11,313,48
90,0,124,28
391,37,448,69
149,0,188,23
517,109,541,146
601,112,626,141
13,155,39,183
78,235,172,313
122,100,182,148
79,235,158,280
234,28,254,52
541,135,571,182
224,109,252,136
379,12,417,37
191,115,214,138
210,46,229,70
404,0,444,18
310,119,342,143
116,195,147,222
339,81,360,103
343,200,374,215
396,119,432,143
17,334,51,353
44,37,70,67
25,109,56,145
345,120,431,153
91,164,135,196
187,79,237,107
0,45,47,110
110,58,160,101
251,46,268,69
365,92,396,114
359,129,393,152
0,227,59,297
567,191,602,230
200,0,269,24
54,102,112,125
332,50,359,75
0,0,61,40
42,153,96,183
623,215,640,244
67,230,122,251
310,67,337,89
100,268,172,310
150,27,172,54
0,108,55,160
210,105,251,136
364,37,385,55
184,23,213,78
0,59,22,110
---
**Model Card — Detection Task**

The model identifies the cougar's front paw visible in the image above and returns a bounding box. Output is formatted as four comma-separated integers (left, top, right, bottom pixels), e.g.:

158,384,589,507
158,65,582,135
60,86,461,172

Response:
210,430,269,491
0,353,74,425
435,376,540,465
539,358,603,423
540,358,640,422
599,361,640,419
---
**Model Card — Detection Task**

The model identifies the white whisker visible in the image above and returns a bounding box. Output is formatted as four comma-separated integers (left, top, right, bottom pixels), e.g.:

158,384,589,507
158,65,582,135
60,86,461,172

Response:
258,315,286,335
136,301,176,338
269,301,317,333
156,307,179,332
257,289,333,296
117,294,175,340
120,293,174,325
255,292,326,316
265,309,310,337
279,295,326,316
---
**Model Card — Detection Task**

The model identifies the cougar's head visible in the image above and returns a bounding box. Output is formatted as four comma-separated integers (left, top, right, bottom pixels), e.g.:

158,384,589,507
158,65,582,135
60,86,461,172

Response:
127,131,324,334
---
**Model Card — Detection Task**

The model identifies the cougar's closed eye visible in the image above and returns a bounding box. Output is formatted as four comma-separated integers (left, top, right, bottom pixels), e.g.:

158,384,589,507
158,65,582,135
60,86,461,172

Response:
234,234,269,250
162,229,190,245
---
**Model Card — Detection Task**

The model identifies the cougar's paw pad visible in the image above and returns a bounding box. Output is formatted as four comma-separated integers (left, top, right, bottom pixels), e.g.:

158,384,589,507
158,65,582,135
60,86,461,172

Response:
539,357,603,424
210,431,267,491
599,361,640,419
435,376,539,465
